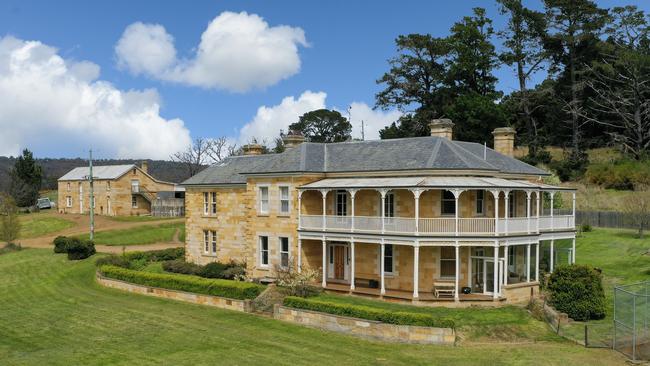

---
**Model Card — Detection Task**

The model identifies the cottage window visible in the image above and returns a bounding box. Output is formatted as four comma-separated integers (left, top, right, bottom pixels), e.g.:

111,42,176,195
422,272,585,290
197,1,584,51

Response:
131,195,138,208
384,244,394,274
67,182,71,192
210,192,217,215
279,186,290,214
476,190,485,215
203,192,209,215
211,231,217,255
259,187,269,214
259,236,269,267
107,181,111,191
441,190,456,216
279,237,289,268
439,247,456,278
335,190,347,216
66,196,72,207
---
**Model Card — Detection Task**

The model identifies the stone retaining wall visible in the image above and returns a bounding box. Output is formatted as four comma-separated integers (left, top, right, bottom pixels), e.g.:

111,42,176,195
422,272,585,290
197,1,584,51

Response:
502,282,539,305
96,273,253,313
273,304,455,345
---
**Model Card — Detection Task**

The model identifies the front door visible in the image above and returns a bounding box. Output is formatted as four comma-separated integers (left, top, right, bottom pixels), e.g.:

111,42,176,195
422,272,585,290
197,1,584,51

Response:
334,246,345,279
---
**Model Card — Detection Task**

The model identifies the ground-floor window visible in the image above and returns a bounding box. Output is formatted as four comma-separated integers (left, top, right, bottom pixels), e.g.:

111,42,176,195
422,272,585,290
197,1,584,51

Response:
439,246,456,278
66,196,72,207
203,230,209,253
203,230,217,255
279,237,289,268
131,195,137,208
259,236,269,267
384,244,394,274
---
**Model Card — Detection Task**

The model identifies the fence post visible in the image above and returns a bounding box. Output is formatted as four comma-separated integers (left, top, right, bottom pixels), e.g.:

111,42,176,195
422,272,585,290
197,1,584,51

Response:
584,324,588,347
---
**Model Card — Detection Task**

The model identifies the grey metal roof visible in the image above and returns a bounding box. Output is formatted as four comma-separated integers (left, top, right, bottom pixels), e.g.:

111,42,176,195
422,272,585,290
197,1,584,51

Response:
182,136,550,186
58,165,135,181
299,177,574,191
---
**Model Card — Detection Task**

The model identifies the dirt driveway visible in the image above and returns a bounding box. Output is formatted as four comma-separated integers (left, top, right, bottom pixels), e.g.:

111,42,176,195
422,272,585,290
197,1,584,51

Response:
16,211,184,253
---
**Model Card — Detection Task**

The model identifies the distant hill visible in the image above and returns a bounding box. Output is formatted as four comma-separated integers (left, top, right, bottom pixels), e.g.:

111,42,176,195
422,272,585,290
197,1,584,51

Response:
0,157,200,192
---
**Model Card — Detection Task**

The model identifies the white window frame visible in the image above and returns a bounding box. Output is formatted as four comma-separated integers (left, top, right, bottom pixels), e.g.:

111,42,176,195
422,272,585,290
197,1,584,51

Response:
210,192,217,215
211,230,217,255
335,190,347,216
259,236,270,267
258,186,270,215
279,237,290,269
66,182,71,192
131,195,138,208
384,244,394,275
66,196,72,208
441,190,456,216
476,190,485,216
203,192,209,215
384,192,395,218
279,186,290,215
203,230,210,254
439,246,457,279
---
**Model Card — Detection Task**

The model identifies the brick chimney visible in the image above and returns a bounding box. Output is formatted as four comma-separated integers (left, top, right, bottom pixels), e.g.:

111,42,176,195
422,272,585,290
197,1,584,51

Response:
492,127,516,157
429,119,454,140
242,143,264,156
282,130,306,150
141,161,148,174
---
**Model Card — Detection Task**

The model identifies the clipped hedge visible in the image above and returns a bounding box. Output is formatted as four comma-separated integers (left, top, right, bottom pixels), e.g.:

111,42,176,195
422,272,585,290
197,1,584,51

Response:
283,296,455,329
124,247,185,262
99,265,264,300
547,264,606,321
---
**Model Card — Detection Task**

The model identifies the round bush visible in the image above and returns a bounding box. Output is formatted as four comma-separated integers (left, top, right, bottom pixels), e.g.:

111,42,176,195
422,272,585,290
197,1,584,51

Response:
66,238,96,260
546,264,606,321
53,236,69,253
199,262,229,278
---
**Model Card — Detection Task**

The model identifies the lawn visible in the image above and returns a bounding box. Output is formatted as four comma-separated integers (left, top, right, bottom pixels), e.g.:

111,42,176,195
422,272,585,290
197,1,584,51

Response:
0,249,624,365
18,213,75,239
75,222,183,246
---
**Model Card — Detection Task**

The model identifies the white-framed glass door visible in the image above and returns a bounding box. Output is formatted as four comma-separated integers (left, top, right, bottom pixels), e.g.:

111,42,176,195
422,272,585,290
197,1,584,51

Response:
484,259,504,295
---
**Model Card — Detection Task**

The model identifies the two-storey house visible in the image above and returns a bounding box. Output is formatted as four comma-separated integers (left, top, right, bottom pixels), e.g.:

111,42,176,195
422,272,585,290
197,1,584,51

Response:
182,120,576,306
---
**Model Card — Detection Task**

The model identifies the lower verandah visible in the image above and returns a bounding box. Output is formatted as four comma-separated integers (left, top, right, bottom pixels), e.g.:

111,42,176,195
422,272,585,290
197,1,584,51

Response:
300,239,541,304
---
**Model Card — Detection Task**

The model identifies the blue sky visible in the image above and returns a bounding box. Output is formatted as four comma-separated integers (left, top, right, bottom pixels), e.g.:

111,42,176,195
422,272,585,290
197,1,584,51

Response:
0,0,647,159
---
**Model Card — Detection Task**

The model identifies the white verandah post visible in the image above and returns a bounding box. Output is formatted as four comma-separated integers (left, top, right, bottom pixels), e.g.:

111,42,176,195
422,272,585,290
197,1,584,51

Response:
572,237,576,264
504,190,510,234
350,239,355,290
549,191,556,230
503,243,509,286
535,241,540,282
526,243,531,282
298,190,303,229
572,191,577,229
413,242,419,298
452,189,464,236
493,241,499,299
454,242,460,301
526,191,532,234
490,190,501,236
350,189,357,232
380,239,386,295
320,189,329,231
298,238,302,273
380,189,388,234
321,238,327,288
536,191,541,233
411,189,422,235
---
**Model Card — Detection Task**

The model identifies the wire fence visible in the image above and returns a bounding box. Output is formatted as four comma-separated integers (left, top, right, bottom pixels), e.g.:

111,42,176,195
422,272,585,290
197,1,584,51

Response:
614,282,650,361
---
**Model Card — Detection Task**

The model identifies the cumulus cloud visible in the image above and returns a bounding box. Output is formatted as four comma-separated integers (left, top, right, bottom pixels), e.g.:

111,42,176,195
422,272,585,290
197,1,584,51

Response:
0,36,191,159
236,91,402,144
115,11,308,92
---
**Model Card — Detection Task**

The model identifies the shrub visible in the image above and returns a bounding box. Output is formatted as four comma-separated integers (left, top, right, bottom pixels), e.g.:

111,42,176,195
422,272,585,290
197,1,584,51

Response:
283,296,455,328
585,160,650,190
275,261,322,297
546,264,606,321
221,266,246,280
0,242,22,255
65,238,96,260
199,262,229,278
162,259,202,275
53,236,68,253
124,247,184,263
99,265,264,300
580,223,593,232
95,255,130,269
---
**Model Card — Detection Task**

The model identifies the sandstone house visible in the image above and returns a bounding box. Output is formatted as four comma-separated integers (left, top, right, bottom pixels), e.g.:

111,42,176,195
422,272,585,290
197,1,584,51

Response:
58,162,184,216
182,120,576,306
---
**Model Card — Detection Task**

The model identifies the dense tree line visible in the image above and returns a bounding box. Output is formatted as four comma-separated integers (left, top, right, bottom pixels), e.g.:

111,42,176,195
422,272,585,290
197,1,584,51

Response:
374,0,650,179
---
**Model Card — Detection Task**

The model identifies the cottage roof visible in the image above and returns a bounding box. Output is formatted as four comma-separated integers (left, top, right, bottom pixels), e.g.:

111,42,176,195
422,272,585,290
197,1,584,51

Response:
58,165,136,181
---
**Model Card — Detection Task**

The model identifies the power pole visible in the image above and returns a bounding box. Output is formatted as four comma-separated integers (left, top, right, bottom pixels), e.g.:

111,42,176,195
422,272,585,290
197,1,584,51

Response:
88,149,95,241
361,120,365,141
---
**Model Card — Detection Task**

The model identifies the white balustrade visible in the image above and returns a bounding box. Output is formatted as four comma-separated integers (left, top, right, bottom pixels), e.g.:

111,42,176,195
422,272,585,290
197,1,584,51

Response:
354,216,382,232
458,218,494,234
325,215,352,230
418,218,455,234
383,217,416,233
507,217,529,234
300,215,323,229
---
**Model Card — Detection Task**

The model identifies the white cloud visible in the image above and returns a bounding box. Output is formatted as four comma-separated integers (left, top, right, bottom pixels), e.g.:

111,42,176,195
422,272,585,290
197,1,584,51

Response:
115,11,308,92
236,91,402,145
237,91,326,144
0,36,191,159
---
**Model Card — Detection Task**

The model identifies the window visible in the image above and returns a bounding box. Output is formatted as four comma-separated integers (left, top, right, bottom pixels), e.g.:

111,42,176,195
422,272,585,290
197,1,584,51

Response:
131,195,138,208
202,230,217,255
203,230,209,253
508,192,516,217
66,196,72,207
384,192,395,218
476,190,485,215
203,192,209,215
259,187,269,214
211,231,217,255
279,237,289,268
107,181,111,191
336,190,347,216
384,244,394,274
210,192,217,215
441,190,456,216
279,186,290,214
440,247,456,278
259,236,269,267
66,182,71,192
508,246,516,273
132,168,137,175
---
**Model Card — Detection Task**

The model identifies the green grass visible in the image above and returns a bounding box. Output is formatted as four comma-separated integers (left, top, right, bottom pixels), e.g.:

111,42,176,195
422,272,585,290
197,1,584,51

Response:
0,249,625,365
18,214,75,239
75,222,183,246
107,215,181,223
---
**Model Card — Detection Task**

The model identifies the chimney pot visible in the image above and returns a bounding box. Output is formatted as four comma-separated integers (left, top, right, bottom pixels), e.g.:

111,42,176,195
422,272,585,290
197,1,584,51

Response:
282,130,306,149
492,127,516,157
429,119,454,140
242,144,264,156
141,161,148,174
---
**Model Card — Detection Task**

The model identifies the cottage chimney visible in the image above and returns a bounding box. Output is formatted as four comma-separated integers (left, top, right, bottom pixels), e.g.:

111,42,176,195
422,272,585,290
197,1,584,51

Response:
242,143,264,156
429,119,454,140
492,127,516,157
141,161,148,174
282,130,306,150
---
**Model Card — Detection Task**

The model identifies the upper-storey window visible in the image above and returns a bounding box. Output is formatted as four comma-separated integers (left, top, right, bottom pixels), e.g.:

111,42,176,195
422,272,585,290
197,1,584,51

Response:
67,182,71,192
336,190,347,216
210,192,217,215
384,192,395,218
107,181,111,191
441,190,456,216
203,192,209,215
259,187,269,214
476,190,485,216
279,186,290,214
